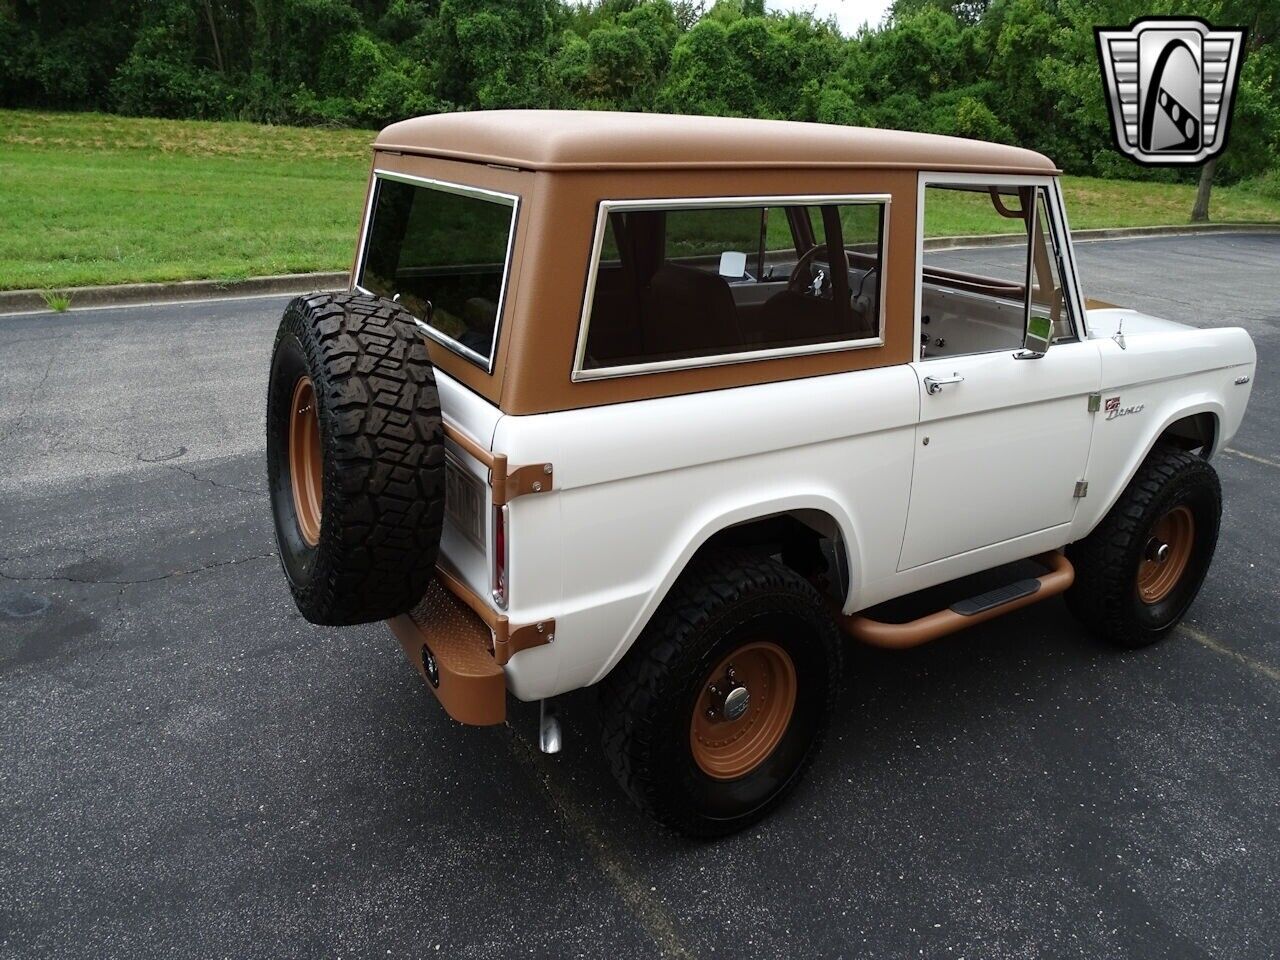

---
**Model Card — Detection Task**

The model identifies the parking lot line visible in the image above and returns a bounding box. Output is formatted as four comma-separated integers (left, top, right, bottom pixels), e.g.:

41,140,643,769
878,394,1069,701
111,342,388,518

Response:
1225,447,1280,470
1181,624,1280,684
502,725,698,960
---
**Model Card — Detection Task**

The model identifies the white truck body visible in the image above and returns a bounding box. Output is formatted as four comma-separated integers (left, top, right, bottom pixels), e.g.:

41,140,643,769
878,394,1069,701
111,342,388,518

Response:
436,174,1256,702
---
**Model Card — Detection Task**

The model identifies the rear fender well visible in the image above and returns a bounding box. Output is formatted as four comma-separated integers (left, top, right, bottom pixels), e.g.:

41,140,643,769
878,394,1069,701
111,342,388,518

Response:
587,495,860,686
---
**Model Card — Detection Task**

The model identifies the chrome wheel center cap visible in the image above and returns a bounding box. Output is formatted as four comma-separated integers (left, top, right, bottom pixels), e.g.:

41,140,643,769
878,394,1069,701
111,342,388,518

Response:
1146,538,1171,563
722,685,750,721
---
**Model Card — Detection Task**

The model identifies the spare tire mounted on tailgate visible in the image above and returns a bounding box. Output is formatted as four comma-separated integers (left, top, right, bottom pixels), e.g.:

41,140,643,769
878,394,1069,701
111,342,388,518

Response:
266,293,445,625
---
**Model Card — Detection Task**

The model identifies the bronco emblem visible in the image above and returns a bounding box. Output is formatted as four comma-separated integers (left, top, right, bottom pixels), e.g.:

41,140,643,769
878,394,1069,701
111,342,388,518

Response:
1095,17,1246,166
1105,396,1146,421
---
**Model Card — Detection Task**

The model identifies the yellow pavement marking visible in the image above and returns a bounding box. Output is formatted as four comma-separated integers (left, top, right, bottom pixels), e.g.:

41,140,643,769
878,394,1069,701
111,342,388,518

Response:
503,726,698,960
1224,447,1280,470
1181,624,1280,683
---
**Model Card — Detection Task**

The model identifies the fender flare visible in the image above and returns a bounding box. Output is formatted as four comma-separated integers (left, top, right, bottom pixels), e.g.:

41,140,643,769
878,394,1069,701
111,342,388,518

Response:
1076,398,1224,540
587,491,861,685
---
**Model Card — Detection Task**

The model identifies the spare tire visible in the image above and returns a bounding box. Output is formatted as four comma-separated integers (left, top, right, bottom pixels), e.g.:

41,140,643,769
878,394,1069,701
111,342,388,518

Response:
266,293,445,625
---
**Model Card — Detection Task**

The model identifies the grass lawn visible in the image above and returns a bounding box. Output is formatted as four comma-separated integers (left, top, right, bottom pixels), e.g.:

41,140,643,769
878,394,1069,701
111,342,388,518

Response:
0,111,374,291
2,109,1278,291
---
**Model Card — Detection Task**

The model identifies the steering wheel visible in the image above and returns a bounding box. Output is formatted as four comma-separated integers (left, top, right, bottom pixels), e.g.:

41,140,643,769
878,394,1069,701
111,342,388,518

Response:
787,244,850,298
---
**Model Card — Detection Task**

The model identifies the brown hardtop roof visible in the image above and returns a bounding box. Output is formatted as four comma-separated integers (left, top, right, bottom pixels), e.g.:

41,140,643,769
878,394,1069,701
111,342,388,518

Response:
375,110,1057,175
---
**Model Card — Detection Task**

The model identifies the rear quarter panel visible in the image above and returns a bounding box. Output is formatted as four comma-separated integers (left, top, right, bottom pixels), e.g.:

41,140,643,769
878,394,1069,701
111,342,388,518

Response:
493,366,920,700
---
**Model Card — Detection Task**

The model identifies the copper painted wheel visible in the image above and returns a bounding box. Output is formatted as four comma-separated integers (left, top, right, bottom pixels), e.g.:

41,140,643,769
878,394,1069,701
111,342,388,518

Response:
1137,504,1195,604
288,376,323,547
690,641,798,780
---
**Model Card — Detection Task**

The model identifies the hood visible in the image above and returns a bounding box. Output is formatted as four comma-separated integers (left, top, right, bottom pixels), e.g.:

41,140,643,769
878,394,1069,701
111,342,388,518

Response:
1085,307,1195,340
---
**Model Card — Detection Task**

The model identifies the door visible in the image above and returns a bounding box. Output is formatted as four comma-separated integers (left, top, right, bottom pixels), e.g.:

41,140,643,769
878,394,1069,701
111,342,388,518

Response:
898,178,1099,571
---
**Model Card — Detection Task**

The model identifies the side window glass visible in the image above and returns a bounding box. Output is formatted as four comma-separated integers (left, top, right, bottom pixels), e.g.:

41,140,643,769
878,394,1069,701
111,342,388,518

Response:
920,184,1073,360
359,176,518,368
580,200,885,373
921,184,1033,360
1031,191,1076,344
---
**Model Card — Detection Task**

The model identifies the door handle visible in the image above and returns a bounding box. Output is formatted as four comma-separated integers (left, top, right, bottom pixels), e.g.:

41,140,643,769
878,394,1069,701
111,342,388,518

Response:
923,373,964,395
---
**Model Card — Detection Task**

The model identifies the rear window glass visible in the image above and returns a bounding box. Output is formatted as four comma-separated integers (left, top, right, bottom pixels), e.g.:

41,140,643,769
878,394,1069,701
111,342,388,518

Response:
358,175,518,369
578,199,886,375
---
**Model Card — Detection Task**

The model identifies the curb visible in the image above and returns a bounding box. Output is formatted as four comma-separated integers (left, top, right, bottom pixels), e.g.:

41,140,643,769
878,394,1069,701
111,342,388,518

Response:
924,221,1280,251
2,222,1276,315
0,271,347,315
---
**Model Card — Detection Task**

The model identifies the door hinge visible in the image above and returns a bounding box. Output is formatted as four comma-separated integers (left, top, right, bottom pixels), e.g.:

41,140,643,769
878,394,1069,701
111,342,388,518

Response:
1073,480,1089,498
1087,393,1101,413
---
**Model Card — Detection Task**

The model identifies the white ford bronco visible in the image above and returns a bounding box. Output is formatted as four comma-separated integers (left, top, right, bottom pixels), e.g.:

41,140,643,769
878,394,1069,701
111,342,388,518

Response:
266,111,1256,836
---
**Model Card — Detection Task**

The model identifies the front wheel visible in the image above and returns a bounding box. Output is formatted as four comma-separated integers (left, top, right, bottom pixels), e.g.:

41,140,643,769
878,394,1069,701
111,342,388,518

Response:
1066,444,1221,648
598,552,842,838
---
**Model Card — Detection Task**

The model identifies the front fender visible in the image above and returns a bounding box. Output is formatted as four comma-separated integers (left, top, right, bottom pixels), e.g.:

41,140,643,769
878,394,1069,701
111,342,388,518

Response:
1072,336,1253,541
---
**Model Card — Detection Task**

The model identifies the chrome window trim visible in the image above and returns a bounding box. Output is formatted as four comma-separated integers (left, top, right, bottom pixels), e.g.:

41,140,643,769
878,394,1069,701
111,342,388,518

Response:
571,193,891,382
1049,178,1089,339
913,171,1083,364
355,169,520,374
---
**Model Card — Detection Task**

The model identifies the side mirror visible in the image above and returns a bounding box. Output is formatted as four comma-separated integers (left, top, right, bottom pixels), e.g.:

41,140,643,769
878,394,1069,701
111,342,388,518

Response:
1019,313,1053,357
718,250,747,279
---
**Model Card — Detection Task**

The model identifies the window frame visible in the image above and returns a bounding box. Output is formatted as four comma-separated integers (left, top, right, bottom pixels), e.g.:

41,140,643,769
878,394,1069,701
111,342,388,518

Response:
913,172,1086,364
353,169,521,373
571,193,891,382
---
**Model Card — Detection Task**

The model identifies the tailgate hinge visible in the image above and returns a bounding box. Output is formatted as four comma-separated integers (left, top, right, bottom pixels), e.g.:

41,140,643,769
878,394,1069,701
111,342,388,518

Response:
493,618,555,666
440,422,552,506
492,457,554,505
1087,392,1101,413
1074,480,1089,498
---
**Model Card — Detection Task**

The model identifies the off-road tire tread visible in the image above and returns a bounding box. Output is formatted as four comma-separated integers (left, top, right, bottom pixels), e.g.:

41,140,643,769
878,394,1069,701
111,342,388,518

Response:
269,292,444,625
1065,443,1220,648
598,551,842,837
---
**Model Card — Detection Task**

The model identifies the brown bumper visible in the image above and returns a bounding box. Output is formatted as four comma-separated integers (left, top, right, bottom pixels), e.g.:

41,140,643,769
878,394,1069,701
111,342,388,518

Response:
386,568,555,726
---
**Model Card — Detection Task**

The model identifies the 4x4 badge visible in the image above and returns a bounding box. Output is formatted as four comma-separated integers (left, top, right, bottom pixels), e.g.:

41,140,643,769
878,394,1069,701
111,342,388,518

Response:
1096,17,1247,166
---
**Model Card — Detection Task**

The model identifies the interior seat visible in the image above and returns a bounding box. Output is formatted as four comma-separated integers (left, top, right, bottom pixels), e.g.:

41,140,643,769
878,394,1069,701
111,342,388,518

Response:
640,263,741,361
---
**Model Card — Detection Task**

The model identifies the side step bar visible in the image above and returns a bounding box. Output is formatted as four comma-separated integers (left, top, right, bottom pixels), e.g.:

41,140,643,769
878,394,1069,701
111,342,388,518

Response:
841,551,1074,650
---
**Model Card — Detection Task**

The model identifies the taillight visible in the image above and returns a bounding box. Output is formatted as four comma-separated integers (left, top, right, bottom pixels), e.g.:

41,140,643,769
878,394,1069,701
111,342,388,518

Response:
492,503,508,608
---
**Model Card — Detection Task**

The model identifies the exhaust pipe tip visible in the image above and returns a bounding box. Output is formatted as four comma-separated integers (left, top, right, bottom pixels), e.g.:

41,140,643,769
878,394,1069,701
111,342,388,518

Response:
538,699,562,754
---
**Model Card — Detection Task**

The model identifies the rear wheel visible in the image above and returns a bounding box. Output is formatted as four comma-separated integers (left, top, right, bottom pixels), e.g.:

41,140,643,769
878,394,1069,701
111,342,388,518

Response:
1066,444,1221,648
267,293,445,626
599,552,842,838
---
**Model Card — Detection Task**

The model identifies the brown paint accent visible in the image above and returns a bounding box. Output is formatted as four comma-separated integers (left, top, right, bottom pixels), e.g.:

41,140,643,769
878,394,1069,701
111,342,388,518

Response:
374,111,1058,175
363,117,1060,416
390,566,555,724
443,420,495,468
497,618,556,666
442,420,552,505
690,641,798,780
499,461,554,503
1138,505,1195,604
925,264,1025,299
288,376,322,547
391,575,506,726
433,564,552,666
842,551,1075,649
504,166,919,414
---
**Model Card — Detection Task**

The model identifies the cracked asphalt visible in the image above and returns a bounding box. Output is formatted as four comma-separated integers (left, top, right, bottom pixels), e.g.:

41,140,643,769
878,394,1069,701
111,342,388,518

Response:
1,234,1277,959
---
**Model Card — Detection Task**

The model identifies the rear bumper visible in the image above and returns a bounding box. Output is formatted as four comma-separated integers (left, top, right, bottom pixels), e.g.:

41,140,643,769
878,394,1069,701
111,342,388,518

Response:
386,567,555,726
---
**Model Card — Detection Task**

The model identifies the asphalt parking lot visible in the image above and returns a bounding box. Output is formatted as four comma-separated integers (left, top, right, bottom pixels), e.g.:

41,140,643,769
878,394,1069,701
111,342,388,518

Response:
1,233,1277,959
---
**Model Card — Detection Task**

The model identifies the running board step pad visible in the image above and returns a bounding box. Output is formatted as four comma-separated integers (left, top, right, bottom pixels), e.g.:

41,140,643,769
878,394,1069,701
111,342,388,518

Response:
950,578,1040,616
839,552,1075,650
